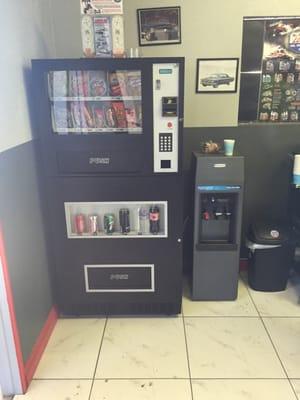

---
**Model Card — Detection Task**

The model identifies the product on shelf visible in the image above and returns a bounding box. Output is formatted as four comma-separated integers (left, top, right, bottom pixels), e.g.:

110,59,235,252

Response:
112,102,127,128
50,71,68,98
135,103,143,127
71,102,83,128
126,71,142,97
119,208,130,234
109,71,128,96
82,103,94,127
88,215,99,235
52,103,70,130
125,106,138,128
149,205,160,234
105,105,117,127
93,106,106,128
88,71,108,97
69,70,81,97
75,214,86,234
104,213,115,234
138,207,149,235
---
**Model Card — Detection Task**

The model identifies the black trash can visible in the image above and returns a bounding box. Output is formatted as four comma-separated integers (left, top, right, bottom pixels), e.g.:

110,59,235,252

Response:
246,221,294,292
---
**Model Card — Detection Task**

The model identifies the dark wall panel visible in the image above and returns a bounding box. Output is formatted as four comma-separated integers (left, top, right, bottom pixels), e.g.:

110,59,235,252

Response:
0,141,53,362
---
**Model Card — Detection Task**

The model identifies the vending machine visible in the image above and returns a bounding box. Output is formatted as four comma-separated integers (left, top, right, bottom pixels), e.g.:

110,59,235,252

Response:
32,57,184,315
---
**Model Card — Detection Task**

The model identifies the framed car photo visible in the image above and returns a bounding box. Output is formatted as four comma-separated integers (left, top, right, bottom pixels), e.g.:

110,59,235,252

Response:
137,7,181,46
196,58,239,93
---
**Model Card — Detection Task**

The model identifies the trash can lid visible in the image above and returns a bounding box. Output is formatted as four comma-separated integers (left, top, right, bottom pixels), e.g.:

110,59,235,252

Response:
249,221,290,245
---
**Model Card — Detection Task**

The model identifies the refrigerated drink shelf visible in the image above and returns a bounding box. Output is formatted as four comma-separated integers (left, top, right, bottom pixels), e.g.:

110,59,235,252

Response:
65,201,168,239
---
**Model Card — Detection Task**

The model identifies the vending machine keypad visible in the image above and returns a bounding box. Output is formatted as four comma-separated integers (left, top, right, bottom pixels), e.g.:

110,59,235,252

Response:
159,133,173,152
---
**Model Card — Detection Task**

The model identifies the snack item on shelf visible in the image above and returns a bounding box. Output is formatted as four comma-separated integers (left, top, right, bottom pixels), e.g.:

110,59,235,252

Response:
135,103,142,127
82,71,90,96
125,106,138,128
69,70,80,97
52,103,70,130
50,71,68,98
126,71,141,96
112,102,127,128
88,71,108,97
109,71,128,96
93,106,106,128
71,102,83,128
82,103,94,127
105,105,117,127
76,71,86,97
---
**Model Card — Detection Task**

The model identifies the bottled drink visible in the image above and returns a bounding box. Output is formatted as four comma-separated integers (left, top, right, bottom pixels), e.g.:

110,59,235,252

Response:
119,208,130,234
149,205,160,234
138,207,149,235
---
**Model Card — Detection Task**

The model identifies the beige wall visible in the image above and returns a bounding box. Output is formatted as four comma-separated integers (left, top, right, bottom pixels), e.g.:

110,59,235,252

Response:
49,0,300,127
0,0,55,152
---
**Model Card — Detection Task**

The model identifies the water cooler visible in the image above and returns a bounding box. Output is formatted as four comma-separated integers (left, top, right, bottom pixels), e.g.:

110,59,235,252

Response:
191,153,244,300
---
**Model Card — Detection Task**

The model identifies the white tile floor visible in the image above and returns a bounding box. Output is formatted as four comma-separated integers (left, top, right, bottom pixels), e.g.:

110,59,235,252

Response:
14,272,300,400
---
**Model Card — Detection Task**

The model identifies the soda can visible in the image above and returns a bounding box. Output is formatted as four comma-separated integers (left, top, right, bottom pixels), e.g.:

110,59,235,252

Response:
104,213,115,234
88,215,98,235
119,208,130,234
75,214,85,234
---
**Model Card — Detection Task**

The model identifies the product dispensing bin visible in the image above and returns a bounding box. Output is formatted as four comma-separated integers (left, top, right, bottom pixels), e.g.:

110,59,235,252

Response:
191,153,244,300
246,221,293,292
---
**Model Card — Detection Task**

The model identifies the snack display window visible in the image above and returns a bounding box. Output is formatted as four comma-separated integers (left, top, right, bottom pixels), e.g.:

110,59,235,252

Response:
48,70,142,134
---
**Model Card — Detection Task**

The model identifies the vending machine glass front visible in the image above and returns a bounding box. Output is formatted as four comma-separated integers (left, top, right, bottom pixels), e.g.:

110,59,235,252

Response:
48,69,142,135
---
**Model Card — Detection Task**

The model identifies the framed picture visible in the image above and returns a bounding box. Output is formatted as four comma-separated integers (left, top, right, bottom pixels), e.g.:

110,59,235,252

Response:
196,58,239,93
137,7,181,46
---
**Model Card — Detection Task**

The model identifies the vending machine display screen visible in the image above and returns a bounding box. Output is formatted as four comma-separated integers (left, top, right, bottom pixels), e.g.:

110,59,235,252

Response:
48,70,142,135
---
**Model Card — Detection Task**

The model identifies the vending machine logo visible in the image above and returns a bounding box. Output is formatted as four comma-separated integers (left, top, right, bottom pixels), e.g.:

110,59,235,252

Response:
110,274,129,280
89,157,110,165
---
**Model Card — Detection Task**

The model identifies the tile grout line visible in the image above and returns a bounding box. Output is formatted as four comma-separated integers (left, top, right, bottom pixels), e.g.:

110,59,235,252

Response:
260,317,299,400
182,309,194,400
88,318,108,400
244,278,299,400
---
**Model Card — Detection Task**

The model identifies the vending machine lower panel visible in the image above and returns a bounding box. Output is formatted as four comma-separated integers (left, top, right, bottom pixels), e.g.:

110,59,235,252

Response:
47,176,183,315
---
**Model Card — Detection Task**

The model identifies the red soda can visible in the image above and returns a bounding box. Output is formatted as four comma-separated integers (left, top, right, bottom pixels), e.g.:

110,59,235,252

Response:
75,214,85,234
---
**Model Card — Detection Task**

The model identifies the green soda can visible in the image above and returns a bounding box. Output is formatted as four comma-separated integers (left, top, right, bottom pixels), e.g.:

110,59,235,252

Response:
104,213,115,234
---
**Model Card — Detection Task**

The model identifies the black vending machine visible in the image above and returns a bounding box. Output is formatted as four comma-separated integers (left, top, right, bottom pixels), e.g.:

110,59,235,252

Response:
32,57,184,315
